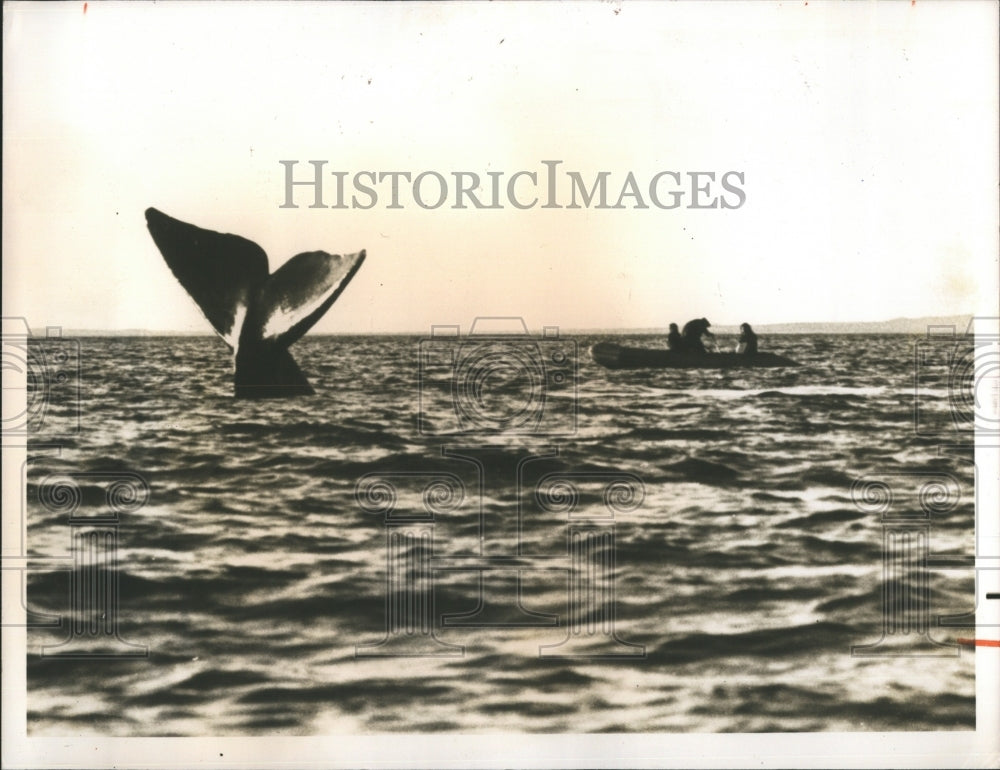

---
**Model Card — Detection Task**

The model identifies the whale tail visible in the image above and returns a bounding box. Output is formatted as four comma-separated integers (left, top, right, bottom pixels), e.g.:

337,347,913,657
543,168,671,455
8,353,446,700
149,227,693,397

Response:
144,208,365,398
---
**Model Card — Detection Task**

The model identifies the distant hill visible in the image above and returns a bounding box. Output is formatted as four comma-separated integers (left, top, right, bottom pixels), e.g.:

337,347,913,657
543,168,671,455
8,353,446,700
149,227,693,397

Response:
735,315,975,335
39,314,976,337
586,315,976,336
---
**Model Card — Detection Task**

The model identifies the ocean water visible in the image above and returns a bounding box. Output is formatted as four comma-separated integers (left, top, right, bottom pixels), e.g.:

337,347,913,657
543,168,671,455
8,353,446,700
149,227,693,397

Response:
23,333,977,735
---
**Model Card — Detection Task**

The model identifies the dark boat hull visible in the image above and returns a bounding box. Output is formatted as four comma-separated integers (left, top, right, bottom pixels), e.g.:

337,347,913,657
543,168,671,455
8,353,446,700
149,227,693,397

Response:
591,342,799,369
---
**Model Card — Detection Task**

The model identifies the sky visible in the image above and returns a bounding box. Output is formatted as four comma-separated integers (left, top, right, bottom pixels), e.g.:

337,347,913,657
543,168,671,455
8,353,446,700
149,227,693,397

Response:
3,1,998,334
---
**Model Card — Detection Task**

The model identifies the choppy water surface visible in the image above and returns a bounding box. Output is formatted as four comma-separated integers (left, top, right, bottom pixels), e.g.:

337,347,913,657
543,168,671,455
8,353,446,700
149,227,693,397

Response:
25,333,976,734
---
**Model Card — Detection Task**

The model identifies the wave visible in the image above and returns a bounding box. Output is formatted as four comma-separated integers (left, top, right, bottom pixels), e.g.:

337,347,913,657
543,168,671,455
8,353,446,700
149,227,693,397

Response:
22,334,975,735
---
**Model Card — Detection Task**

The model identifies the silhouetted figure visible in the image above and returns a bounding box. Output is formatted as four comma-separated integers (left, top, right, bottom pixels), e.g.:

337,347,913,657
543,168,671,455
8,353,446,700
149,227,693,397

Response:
737,322,758,356
667,323,682,351
681,318,714,354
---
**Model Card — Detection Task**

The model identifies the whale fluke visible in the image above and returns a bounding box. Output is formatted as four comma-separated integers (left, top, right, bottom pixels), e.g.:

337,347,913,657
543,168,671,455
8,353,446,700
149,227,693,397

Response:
145,207,365,398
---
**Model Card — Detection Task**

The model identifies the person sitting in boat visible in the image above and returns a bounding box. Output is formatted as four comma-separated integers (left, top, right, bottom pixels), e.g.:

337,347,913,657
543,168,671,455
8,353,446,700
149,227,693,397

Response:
667,323,682,351
681,318,714,354
737,322,758,356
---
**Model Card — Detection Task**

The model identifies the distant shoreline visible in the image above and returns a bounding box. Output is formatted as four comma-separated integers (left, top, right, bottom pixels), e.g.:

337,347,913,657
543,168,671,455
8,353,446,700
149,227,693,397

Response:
40,314,974,338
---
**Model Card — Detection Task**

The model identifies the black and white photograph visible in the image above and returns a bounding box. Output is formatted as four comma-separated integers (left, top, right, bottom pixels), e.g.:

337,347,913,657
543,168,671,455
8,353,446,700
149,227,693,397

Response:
3,2,998,767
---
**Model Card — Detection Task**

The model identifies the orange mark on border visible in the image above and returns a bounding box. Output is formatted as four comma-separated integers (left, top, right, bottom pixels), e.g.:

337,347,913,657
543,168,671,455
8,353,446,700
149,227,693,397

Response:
83,2,87,13
957,637,1000,648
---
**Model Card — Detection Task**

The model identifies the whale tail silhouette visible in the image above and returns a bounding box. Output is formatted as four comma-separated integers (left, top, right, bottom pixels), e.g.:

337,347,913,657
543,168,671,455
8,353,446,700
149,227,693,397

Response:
233,343,312,398
144,207,365,398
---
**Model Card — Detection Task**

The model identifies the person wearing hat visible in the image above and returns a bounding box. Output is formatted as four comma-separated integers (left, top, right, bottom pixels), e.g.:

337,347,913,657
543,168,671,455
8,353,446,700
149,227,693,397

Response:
681,318,714,354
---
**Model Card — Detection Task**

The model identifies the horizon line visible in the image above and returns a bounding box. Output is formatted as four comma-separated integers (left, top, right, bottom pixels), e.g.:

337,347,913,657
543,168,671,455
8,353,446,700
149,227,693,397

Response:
30,313,975,338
